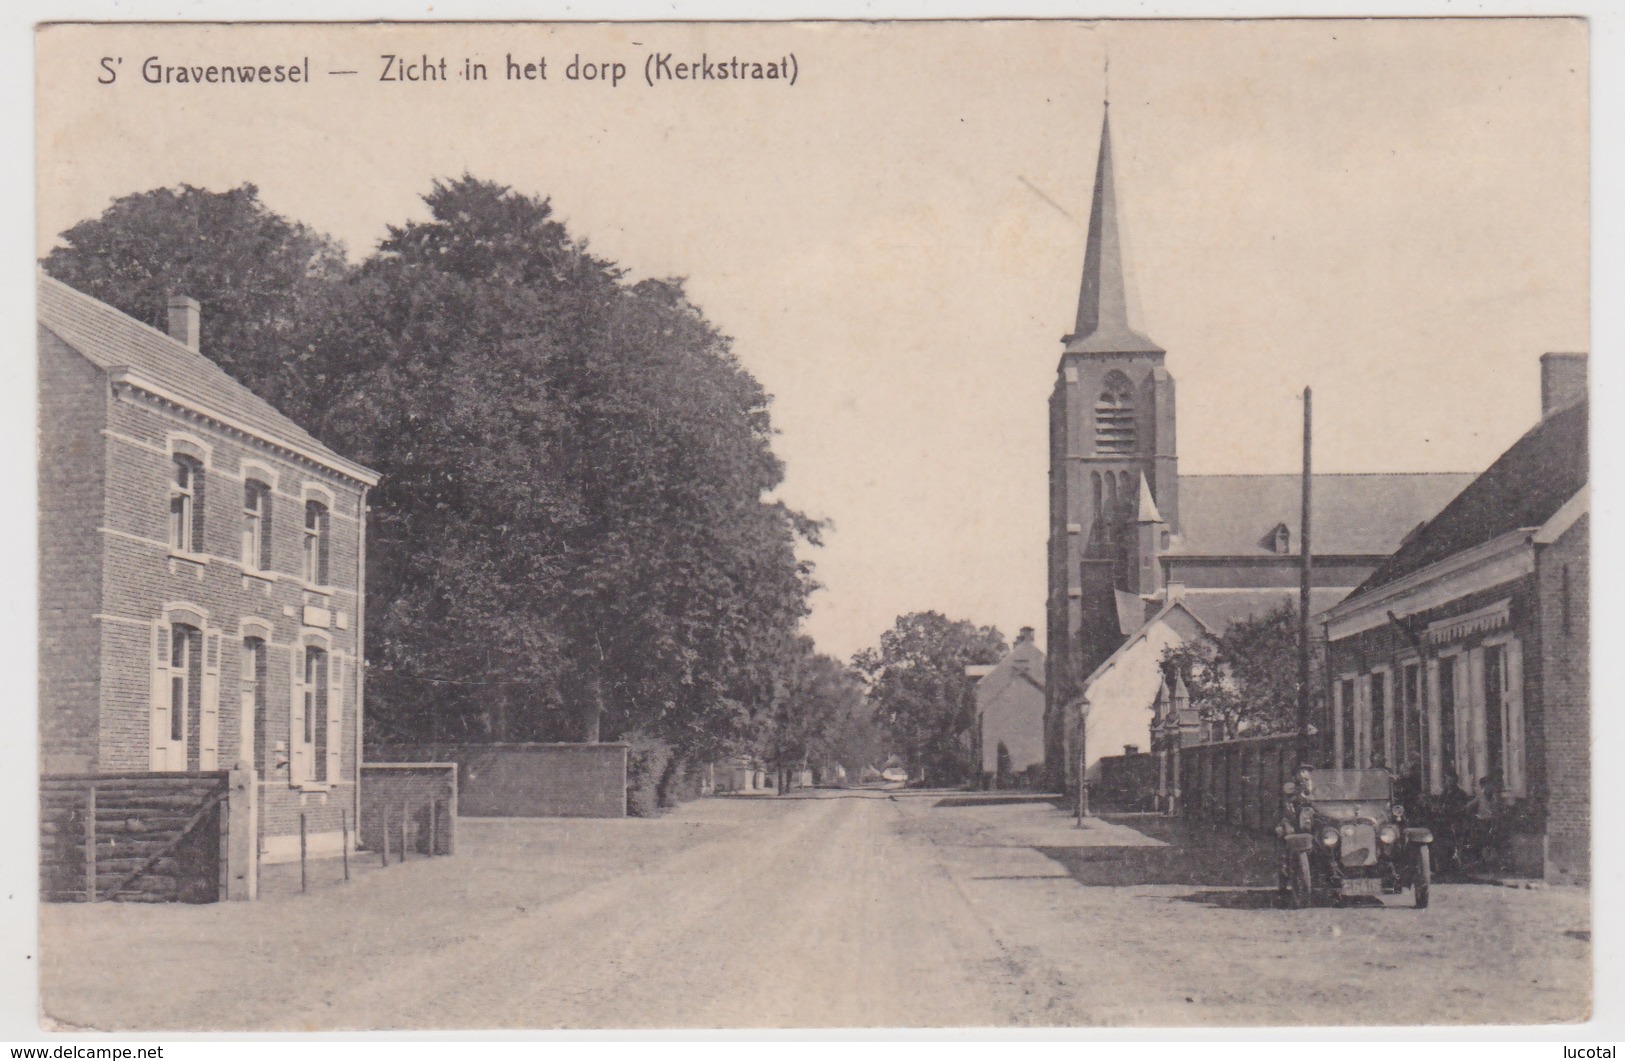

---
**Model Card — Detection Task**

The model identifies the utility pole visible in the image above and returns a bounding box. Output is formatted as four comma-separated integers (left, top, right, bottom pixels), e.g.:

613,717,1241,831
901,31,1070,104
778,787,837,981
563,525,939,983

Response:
1298,387,1314,768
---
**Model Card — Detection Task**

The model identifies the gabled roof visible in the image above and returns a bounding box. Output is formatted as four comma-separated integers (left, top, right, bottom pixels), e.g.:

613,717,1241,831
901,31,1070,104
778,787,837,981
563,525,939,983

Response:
971,638,1045,708
1168,472,1475,558
1354,400,1587,596
38,273,376,485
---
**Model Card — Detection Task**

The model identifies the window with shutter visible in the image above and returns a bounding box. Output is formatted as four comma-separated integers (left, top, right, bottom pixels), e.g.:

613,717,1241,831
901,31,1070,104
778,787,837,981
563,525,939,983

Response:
290,647,309,783
199,630,221,771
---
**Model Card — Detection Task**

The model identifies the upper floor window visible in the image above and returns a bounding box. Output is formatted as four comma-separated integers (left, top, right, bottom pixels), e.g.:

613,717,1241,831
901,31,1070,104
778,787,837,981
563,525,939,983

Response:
303,499,330,585
242,480,272,571
1094,371,1137,455
170,455,204,553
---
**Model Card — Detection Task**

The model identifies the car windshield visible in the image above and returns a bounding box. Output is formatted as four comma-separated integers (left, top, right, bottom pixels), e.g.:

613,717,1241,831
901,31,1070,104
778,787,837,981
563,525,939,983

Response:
1303,769,1392,801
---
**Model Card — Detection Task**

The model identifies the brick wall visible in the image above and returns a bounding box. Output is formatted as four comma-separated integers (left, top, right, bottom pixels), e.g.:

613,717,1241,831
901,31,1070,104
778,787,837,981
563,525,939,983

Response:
38,331,107,773
370,744,628,818
1536,515,1589,881
359,764,457,855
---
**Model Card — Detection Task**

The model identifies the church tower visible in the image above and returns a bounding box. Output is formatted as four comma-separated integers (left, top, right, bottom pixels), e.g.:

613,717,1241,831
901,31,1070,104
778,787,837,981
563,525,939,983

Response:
1045,105,1179,792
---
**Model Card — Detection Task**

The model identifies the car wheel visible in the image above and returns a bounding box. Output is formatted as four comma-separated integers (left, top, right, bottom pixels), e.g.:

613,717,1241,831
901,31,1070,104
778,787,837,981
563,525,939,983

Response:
1291,850,1312,909
1414,844,1431,909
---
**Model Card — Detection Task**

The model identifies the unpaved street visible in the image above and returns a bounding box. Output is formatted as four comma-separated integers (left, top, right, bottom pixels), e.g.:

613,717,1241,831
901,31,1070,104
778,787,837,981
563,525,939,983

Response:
39,790,1590,1030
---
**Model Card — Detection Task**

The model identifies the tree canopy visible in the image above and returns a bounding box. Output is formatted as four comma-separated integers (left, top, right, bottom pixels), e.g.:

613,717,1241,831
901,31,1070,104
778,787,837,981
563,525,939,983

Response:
1159,602,1323,739
852,611,1005,785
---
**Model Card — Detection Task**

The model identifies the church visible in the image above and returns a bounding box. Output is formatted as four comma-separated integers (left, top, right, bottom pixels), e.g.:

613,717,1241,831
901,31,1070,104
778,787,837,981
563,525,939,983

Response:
1043,107,1473,793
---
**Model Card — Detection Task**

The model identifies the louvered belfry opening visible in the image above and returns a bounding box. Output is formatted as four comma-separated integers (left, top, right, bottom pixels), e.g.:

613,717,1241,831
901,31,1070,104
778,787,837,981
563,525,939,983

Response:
1094,371,1136,455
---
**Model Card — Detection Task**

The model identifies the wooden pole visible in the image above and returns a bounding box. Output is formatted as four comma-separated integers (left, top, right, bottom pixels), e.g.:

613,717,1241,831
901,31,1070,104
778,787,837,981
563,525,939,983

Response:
400,800,409,862
428,800,437,857
341,809,350,881
381,802,389,867
83,786,97,903
299,813,307,893
1298,386,1314,768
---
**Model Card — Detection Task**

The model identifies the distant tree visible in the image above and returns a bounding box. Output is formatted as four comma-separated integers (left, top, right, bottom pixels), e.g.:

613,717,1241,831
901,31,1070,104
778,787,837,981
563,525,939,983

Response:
1160,602,1324,739
752,637,867,792
41,183,349,408
853,612,1005,785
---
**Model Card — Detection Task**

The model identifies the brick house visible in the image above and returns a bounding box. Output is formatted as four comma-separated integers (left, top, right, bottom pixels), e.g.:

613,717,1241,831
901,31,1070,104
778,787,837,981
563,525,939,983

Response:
1320,354,1588,882
38,273,379,867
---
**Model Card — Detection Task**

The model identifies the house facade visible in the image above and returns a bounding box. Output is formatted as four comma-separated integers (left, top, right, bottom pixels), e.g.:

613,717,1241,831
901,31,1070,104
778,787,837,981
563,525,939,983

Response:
1321,356,1588,882
39,274,378,865
966,627,1045,787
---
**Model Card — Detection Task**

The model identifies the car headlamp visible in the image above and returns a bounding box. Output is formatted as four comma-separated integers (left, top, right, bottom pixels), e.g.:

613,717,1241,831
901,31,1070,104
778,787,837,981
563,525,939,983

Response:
1392,804,1405,821
1319,826,1340,847
1377,824,1399,845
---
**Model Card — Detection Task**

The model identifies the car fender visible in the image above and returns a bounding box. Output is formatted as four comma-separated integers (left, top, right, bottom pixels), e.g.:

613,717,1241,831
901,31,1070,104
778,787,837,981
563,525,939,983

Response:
1285,833,1314,852
1405,827,1434,845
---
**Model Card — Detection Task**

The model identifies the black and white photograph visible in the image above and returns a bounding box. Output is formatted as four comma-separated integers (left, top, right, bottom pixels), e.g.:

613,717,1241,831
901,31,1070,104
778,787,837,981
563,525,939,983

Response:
16,13,1601,1035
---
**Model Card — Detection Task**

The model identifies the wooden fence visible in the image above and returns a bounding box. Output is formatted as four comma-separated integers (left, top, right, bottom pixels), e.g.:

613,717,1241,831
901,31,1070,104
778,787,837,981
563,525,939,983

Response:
1177,733,1300,835
40,772,231,903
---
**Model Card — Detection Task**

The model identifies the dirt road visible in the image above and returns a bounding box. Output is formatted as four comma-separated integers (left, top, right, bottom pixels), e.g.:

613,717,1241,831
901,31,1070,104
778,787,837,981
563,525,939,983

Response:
38,790,1590,1030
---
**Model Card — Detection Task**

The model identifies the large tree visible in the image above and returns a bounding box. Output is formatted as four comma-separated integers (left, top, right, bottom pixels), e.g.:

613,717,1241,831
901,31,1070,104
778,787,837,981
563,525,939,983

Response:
853,612,1005,786
41,183,349,408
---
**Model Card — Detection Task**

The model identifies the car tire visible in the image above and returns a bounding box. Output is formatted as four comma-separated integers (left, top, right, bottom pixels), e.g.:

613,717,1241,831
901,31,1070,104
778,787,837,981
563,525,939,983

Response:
1414,844,1431,909
1291,850,1312,909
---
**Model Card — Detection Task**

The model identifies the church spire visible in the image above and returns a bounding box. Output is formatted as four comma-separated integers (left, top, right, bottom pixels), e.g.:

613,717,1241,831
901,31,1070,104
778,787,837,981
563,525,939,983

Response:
1064,106,1163,356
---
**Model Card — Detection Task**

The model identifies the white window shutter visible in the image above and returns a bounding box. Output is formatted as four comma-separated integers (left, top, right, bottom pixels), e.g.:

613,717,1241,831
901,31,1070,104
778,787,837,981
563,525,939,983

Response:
1505,640,1526,797
326,653,344,784
290,647,308,783
150,621,173,771
199,630,221,771
1424,660,1441,795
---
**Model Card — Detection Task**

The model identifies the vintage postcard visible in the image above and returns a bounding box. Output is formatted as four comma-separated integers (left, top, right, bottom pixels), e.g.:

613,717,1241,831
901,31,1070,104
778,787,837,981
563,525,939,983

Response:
28,17,1590,1032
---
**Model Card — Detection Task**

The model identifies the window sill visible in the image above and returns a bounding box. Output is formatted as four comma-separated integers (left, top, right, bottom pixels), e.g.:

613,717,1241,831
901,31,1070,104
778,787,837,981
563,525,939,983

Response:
301,581,335,597
240,567,278,584
168,550,210,566
290,780,333,793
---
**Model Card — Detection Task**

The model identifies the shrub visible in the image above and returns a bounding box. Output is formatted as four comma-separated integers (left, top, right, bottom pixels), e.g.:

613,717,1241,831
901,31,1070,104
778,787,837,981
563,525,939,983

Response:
625,733,672,817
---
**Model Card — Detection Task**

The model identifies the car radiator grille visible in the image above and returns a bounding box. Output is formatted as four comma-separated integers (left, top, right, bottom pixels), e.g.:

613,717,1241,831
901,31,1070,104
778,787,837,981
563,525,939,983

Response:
1339,823,1378,867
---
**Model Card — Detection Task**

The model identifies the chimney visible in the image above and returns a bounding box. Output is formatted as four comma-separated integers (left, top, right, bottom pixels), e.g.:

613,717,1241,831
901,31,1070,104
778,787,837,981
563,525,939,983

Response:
1017,626,1035,644
1540,352,1586,417
167,295,201,350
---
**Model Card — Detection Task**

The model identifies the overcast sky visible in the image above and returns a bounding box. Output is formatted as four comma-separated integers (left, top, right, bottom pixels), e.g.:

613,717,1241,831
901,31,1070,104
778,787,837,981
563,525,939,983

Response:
35,19,1589,661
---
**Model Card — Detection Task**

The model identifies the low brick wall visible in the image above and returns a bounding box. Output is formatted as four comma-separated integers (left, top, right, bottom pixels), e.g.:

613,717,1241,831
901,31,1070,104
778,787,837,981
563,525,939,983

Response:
368,743,628,818
359,763,457,856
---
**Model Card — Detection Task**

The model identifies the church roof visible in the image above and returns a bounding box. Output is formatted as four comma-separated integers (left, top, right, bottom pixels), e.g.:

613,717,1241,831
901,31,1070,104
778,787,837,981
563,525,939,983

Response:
970,637,1045,709
1063,108,1163,357
38,272,377,485
1180,587,1354,632
1353,400,1587,596
1167,472,1475,558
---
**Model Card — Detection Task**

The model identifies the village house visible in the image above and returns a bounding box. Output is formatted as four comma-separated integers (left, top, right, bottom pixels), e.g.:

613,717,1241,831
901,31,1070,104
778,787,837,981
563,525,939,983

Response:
1320,354,1588,882
38,273,379,874
965,626,1045,788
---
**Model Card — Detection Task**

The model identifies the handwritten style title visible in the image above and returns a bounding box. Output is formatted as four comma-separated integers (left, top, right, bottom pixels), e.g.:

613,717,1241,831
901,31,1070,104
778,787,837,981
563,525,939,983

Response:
97,52,801,89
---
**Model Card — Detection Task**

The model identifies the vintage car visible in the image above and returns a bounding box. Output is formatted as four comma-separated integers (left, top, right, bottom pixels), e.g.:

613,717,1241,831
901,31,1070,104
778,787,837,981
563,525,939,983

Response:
1276,767,1433,908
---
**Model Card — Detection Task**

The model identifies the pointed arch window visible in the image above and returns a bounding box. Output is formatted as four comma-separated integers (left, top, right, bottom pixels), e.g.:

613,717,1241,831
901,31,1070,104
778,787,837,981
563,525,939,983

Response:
1094,372,1137,455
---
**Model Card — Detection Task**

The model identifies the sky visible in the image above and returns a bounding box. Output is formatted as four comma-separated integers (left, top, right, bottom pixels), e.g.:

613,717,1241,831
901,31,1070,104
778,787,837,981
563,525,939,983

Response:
33,18,1589,662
